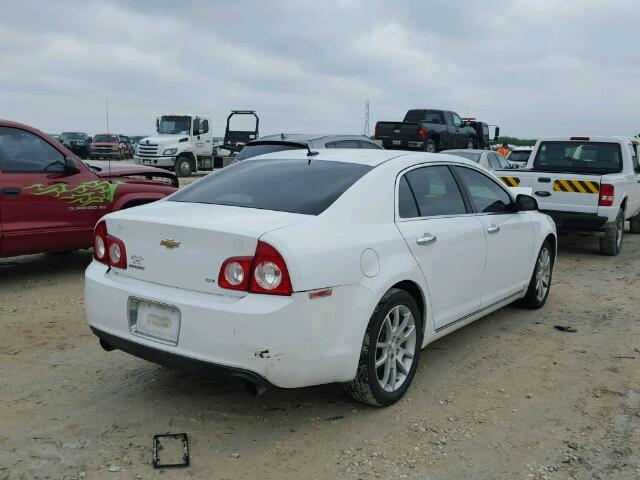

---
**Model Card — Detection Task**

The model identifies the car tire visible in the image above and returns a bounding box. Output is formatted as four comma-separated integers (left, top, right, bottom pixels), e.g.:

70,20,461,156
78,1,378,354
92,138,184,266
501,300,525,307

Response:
174,156,193,177
599,210,624,256
517,239,554,309
343,288,422,407
629,213,640,234
467,138,475,149
424,139,437,153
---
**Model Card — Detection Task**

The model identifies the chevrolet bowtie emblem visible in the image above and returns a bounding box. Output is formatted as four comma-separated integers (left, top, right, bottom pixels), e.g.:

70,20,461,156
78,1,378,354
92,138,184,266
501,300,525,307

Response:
160,238,181,249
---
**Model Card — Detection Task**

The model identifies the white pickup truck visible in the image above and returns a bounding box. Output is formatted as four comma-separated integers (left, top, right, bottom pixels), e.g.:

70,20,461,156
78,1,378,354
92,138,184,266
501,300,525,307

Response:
496,136,640,255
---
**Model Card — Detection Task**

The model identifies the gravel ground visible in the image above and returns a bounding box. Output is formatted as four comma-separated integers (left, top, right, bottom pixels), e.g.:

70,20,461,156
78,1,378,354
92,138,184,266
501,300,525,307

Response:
1,231,639,480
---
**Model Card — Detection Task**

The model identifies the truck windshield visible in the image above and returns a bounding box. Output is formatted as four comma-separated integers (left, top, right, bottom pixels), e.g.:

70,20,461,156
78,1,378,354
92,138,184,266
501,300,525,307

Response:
93,134,118,142
62,132,85,140
159,116,191,135
533,141,623,174
170,159,373,215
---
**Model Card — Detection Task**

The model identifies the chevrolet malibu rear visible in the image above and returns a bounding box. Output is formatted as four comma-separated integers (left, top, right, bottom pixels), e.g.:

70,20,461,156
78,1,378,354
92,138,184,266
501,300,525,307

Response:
85,153,389,394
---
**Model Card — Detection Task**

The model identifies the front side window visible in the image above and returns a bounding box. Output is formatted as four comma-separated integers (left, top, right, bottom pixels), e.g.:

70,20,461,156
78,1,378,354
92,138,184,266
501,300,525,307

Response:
455,166,512,213
170,159,372,215
0,127,65,173
487,153,502,169
400,165,466,218
451,113,463,128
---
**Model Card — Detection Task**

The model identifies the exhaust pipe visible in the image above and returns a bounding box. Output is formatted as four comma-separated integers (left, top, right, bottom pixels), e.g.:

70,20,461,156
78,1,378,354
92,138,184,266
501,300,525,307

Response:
99,338,116,352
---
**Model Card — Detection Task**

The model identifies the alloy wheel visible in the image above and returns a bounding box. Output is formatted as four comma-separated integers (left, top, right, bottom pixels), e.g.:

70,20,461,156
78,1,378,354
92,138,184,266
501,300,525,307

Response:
375,305,417,392
535,247,551,302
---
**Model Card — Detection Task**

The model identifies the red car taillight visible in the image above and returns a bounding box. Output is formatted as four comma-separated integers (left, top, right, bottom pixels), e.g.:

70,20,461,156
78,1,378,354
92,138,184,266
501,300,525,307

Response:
418,127,427,139
218,241,292,296
93,220,127,269
599,183,614,207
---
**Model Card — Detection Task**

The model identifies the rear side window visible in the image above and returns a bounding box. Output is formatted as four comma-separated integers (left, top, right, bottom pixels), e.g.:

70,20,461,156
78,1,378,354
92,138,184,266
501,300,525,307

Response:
0,127,65,173
398,176,419,218
400,166,466,218
236,142,303,161
455,167,512,213
170,159,373,215
533,141,622,174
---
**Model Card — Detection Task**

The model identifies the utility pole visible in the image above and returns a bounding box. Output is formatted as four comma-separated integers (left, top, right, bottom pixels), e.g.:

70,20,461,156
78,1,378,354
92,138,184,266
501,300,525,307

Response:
364,100,370,137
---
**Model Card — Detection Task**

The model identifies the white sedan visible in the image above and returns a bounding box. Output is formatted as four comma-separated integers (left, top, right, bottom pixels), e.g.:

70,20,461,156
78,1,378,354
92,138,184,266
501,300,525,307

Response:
85,150,556,406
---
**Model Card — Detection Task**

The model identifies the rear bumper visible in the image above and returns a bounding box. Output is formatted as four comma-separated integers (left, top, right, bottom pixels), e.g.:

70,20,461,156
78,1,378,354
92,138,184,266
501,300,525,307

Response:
541,210,609,231
381,140,425,150
92,327,274,391
84,262,371,388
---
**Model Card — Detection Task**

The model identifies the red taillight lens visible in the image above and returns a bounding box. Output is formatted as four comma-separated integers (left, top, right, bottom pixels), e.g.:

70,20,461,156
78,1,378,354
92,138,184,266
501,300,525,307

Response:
94,221,108,263
249,241,292,296
93,220,127,269
599,183,614,207
418,127,427,139
218,241,293,296
218,257,253,290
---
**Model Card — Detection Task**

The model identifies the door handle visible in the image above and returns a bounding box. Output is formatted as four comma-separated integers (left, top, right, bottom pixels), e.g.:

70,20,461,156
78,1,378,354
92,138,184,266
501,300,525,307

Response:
487,224,500,233
416,233,437,245
1,187,21,198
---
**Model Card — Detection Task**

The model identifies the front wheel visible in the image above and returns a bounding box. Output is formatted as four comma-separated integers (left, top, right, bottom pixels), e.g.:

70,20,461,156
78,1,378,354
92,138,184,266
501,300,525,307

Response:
174,156,193,177
517,240,554,309
343,288,422,407
599,210,624,256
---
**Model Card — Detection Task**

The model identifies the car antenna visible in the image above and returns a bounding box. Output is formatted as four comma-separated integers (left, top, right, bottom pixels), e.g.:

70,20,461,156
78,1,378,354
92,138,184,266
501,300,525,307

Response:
306,144,319,164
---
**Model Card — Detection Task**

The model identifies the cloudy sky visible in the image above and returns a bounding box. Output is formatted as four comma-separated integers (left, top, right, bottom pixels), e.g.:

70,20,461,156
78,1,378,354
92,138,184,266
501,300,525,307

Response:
2,0,640,139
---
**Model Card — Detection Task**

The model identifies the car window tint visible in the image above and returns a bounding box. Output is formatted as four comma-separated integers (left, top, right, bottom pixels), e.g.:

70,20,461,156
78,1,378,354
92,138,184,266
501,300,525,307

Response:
403,166,466,217
359,140,382,149
325,140,359,148
455,166,512,213
398,175,419,218
235,143,303,160
0,126,65,173
170,159,373,215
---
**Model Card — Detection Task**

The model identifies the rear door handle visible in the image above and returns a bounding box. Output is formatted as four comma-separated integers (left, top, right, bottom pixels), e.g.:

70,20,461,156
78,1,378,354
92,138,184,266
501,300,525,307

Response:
487,224,500,233
1,187,21,198
416,233,437,245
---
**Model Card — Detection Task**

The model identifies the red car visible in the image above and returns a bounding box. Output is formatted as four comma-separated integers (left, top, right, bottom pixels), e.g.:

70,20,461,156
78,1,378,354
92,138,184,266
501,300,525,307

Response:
0,119,178,258
89,133,128,160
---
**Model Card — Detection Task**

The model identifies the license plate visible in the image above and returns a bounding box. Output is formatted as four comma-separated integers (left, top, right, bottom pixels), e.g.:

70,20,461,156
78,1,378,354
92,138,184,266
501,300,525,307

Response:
392,140,401,145
129,298,180,345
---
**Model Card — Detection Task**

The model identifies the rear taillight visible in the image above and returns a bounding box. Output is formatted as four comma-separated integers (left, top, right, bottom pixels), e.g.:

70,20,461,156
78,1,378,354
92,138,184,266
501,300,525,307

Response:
93,220,127,269
599,183,614,207
418,127,427,139
218,241,292,296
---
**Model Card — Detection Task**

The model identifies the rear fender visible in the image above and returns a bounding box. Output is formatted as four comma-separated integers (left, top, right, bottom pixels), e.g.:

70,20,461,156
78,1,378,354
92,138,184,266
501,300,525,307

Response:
112,192,168,212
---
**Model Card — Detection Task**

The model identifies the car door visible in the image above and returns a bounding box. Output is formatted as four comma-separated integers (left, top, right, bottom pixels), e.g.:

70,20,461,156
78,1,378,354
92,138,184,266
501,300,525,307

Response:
452,166,535,306
625,142,640,217
193,118,212,158
395,164,486,330
0,126,106,256
450,112,465,148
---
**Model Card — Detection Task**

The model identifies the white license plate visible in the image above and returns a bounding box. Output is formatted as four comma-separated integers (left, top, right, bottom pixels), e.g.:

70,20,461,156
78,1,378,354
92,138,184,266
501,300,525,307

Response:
130,299,181,345
392,139,401,145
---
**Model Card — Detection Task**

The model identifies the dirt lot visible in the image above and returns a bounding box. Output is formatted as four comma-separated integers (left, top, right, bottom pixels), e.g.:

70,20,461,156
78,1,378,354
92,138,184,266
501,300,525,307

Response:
1,232,639,480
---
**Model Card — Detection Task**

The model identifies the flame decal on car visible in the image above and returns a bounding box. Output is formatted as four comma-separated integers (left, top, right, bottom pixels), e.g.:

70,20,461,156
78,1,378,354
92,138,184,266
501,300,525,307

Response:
25,180,120,206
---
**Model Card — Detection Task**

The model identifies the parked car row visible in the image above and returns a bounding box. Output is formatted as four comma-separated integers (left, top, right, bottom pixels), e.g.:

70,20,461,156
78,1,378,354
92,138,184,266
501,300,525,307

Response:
49,132,136,160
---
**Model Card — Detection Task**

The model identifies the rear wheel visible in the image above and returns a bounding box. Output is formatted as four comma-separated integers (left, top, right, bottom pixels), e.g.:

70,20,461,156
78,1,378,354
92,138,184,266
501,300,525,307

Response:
629,213,640,233
424,139,437,153
174,156,193,177
343,288,422,407
517,240,554,309
599,210,624,256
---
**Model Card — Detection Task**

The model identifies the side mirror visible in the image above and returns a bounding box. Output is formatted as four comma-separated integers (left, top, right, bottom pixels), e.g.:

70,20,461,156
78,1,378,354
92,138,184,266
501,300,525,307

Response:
494,126,500,140
515,194,538,211
155,118,160,132
65,157,81,174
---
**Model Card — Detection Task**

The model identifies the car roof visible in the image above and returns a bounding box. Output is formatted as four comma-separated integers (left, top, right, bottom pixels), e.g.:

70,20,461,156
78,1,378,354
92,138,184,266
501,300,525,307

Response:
253,133,375,144
250,148,483,168
442,149,487,154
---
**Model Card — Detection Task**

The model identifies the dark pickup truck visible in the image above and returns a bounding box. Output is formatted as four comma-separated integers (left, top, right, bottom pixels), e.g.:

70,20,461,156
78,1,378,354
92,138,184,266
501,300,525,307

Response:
375,109,498,152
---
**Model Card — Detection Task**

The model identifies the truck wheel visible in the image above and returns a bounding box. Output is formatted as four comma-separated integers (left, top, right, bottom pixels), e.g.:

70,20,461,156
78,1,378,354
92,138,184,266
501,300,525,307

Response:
599,210,624,256
467,138,475,149
629,213,640,233
174,156,193,177
423,139,437,153
343,288,422,407
516,239,554,309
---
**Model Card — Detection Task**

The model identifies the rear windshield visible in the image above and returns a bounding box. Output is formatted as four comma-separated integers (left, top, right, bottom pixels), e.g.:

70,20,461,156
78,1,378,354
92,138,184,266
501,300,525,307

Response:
533,141,623,174
508,150,531,162
404,110,445,124
235,142,303,161
447,151,481,162
170,159,373,215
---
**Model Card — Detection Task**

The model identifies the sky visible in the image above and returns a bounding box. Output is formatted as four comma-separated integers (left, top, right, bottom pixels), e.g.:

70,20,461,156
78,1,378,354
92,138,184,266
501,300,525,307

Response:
1,0,640,139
